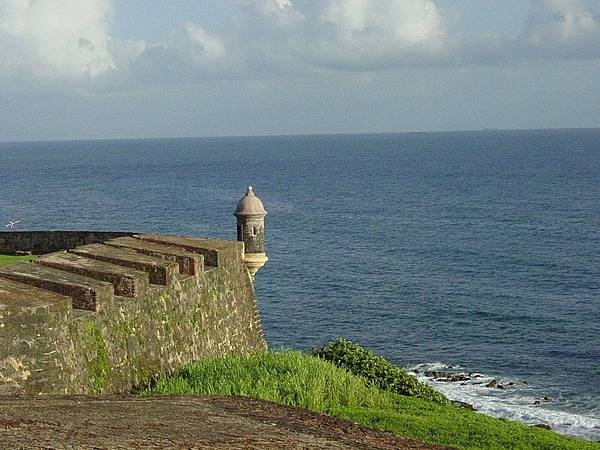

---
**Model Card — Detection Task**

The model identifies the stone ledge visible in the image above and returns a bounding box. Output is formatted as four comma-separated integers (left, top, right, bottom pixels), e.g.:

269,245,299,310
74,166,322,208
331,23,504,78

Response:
105,236,204,276
70,243,179,286
0,262,114,311
37,252,150,298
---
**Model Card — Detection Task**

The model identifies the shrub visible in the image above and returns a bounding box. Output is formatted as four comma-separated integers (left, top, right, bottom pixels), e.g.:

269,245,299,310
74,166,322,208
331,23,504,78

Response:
312,338,450,405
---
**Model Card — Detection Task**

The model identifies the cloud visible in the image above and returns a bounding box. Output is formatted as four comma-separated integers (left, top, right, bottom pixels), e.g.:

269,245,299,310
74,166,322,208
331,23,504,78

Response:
2,0,600,93
310,0,447,68
518,0,600,58
235,0,450,71
241,0,303,26
0,0,228,90
116,22,228,86
0,0,114,81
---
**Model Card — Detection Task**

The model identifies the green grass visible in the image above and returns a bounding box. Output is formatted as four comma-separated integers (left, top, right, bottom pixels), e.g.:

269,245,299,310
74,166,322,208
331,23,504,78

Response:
140,351,599,450
0,254,37,265
313,338,450,405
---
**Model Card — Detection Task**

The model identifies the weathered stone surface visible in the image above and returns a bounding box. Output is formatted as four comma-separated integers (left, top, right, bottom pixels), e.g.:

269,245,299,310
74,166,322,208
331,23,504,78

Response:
136,234,233,267
105,236,203,275
0,279,73,395
70,243,179,286
0,262,113,311
37,252,149,298
0,231,133,255
0,233,267,395
0,396,450,450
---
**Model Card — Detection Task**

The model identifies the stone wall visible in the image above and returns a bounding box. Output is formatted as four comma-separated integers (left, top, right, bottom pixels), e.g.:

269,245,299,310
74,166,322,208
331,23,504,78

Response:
0,231,134,255
0,233,267,395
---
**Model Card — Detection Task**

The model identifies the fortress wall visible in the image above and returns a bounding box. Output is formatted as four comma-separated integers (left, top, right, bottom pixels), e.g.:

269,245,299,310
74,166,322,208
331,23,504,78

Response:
0,233,267,395
0,231,134,255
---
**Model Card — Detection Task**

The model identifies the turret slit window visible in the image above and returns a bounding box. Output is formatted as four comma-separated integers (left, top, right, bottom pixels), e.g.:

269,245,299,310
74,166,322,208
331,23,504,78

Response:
252,226,257,236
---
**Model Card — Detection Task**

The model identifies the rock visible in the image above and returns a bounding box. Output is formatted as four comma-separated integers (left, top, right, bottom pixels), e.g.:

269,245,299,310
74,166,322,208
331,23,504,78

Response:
533,400,540,405
485,379,506,389
453,401,476,411
532,424,552,431
424,371,470,382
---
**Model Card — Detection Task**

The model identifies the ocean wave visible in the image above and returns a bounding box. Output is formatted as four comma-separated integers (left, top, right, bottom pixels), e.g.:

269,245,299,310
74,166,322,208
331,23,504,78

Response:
407,362,600,441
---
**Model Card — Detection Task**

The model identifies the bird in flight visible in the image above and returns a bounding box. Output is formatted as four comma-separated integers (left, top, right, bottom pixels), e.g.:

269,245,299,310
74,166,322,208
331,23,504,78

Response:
5,220,20,229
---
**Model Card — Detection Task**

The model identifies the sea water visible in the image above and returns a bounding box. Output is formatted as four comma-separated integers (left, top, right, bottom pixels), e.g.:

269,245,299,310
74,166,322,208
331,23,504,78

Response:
0,129,598,439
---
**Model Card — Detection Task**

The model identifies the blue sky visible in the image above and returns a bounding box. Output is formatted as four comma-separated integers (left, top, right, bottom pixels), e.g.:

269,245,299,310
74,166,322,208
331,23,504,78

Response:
1,0,599,141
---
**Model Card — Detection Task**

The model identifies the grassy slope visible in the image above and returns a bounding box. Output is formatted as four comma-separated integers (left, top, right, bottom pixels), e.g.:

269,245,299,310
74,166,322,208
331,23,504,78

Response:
0,254,36,265
140,352,599,450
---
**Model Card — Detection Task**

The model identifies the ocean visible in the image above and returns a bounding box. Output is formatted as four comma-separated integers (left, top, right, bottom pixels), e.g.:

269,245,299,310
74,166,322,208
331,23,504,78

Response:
0,129,598,440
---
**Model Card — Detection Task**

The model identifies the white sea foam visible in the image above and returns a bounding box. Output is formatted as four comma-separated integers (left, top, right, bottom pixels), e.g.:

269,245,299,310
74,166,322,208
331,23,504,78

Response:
407,362,600,441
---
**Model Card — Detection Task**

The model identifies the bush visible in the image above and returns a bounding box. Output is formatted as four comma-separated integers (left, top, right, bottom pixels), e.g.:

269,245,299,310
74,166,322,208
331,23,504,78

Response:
312,338,450,405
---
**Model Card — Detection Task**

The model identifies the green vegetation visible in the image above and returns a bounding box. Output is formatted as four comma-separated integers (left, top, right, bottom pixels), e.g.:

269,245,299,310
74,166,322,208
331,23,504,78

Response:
313,338,450,405
0,254,37,265
140,349,599,450
83,323,111,393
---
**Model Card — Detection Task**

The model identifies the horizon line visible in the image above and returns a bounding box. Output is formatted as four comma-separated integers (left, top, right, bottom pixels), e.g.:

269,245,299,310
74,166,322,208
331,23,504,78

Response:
1,125,599,146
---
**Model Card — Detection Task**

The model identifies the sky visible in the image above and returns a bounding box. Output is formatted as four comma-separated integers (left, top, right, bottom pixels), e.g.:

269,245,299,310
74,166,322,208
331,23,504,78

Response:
1,0,599,141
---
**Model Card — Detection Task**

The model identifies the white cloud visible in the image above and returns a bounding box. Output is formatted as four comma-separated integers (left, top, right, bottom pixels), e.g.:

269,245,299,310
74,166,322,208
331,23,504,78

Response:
117,22,228,86
320,0,443,46
241,0,304,26
0,1,228,89
0,0,115,80
312,0,446,68
177,22,227,64
518,0,600,58
237,0,448,71
2,0,600,93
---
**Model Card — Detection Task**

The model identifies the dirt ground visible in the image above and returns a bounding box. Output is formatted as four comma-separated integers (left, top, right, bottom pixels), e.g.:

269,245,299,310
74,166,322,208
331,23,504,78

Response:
0,395,451,449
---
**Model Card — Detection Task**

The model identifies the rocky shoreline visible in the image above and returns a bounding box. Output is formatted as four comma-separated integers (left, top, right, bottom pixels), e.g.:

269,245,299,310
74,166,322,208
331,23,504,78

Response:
411,367,557,430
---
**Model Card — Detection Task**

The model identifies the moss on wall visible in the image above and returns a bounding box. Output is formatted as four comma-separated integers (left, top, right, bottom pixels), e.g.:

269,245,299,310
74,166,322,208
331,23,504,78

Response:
83,323,111,393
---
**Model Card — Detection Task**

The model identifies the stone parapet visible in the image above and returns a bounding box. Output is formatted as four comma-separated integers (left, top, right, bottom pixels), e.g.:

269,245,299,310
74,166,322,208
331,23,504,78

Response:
0,233,267,395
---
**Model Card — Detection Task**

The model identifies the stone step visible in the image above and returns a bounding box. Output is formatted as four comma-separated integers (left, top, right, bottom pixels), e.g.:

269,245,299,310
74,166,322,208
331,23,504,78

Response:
0,277,72,317
37,252,149,298
69,244,178,286
0,263,113,311
136,234,222,267
105,237,203,276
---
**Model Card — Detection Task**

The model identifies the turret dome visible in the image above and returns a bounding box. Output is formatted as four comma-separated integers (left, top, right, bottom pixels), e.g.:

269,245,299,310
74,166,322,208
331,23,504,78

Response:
234,186,267,216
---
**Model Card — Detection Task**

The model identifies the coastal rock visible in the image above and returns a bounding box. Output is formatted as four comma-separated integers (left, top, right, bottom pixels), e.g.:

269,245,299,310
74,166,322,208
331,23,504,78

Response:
424,371,470,382
532,424,552,431
485,379,505,389
453,400,476,411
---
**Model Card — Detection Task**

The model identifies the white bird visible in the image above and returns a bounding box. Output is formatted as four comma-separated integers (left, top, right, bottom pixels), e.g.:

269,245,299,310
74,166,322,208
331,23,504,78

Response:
5,220,20,229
